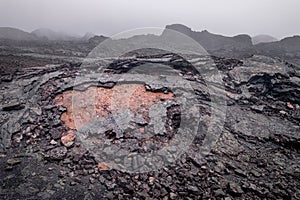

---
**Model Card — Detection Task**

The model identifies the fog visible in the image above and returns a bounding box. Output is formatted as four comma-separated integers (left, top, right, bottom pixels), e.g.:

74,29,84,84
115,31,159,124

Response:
0,0,299,39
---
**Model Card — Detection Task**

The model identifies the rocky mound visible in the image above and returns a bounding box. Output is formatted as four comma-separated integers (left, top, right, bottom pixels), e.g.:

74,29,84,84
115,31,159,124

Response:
0,52,299,199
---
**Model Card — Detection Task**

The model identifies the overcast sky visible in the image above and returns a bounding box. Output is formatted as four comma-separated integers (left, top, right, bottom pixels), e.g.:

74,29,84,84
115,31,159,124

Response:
0,0,299,39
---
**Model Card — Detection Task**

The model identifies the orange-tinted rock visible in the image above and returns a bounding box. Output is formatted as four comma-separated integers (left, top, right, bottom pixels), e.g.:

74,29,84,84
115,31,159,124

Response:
61,131,76,147
55,84,174,130
98,162,110,171
287,102,294,109
148,176,155,184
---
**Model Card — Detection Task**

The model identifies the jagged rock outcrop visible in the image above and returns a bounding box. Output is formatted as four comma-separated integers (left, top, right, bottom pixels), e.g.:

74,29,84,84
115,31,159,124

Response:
163,24,254,57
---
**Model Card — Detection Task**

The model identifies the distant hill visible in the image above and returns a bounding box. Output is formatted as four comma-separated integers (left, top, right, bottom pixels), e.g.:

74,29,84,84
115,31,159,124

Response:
254,35,300,66
88,35,108,44
280,35,300,47
82,32,96,41
31,28,79,41
0,27,38,41
255,35,300,53
0,25,299,65
252,35,278,45
0,27,98,41
163,24,253,57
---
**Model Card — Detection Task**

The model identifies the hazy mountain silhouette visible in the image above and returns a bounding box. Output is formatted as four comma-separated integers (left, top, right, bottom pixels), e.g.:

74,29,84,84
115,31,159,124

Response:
31,28,79,41
252,34,278,45
88,35,108,45
163,24,253,57
82,32,96,41
0,25,299,65
0,27,38,41
254,35,300,65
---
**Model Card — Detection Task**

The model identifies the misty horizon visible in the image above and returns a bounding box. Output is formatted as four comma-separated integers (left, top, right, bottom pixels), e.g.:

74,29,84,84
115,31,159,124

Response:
0,0,299,39
1,25,300,41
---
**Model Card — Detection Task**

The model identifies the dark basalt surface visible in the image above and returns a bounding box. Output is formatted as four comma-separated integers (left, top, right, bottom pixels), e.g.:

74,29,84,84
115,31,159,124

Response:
0,52,299,200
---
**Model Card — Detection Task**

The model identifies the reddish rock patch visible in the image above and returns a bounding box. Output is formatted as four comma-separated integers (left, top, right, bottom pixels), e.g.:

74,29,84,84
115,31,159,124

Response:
55,84,174,129
61,130,76,147
97,162,110,171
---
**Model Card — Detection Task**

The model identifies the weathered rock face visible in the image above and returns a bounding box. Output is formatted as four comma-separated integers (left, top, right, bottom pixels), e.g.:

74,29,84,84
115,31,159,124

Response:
55,84,174,129
0,52,299,199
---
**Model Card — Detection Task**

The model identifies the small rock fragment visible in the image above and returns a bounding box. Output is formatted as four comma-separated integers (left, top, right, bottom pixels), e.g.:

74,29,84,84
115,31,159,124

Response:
279,110,287,115
1,74,13,82
163,196,169,200
61,131,76,147
88,184,94,190
13,133,23,143
287,102,294,109
98,162,110,171
7,158,21,165
48,146,67,160
49,129,62,140
50,140,58,145
201,165,207,170
89,177,96,184
250,170,261,177
58,105,67,112
214,189,226,197
70,181,76,186
250,105,265,113
187,185,199,193
169,192,177,200
227,182,243,196
2,102,25,111
234,169,247,177
5,166,13,171
148,177,155,184
197,172,203,177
